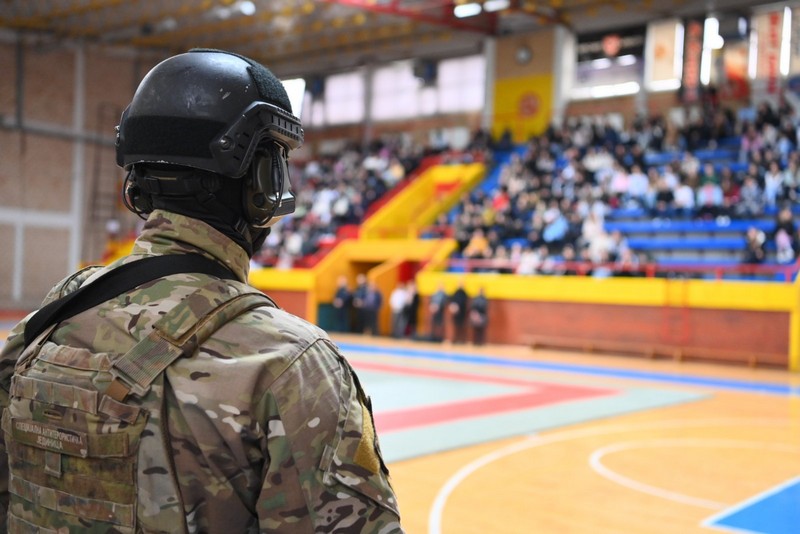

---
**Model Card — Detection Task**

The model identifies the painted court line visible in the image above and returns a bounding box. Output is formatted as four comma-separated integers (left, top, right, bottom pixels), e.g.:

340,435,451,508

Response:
339,342,800,397
427,418,795,534
589,439,800,511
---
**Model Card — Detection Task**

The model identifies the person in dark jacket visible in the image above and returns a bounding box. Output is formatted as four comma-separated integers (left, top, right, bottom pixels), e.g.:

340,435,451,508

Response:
404,280,420,338
331,275,352,332
469,287,489,346
448,281,469,344
428,283,447,342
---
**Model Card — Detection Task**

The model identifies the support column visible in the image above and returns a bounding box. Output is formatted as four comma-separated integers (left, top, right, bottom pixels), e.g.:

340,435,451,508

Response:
69,42,86,272
482,36,496,131
362,62,374,150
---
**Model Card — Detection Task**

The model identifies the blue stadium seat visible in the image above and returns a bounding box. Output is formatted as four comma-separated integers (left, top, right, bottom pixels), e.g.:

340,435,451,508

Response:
628,237,776,251
717,136,742,148
694,148,738,161
644,152,681,167
605,220,775,235
607,208,647,220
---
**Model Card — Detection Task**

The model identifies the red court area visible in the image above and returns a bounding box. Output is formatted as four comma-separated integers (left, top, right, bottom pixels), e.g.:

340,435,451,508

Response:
352,361,617,434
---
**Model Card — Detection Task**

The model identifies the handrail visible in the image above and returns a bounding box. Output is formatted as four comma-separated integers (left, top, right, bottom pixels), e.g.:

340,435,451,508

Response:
446,258,800,282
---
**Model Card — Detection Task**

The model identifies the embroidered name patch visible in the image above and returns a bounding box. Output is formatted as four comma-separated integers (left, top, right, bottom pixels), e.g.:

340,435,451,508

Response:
12,419,88,458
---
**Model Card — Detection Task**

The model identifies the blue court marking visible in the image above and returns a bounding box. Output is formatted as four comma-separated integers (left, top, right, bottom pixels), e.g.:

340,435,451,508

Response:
702,477,800,534
337,343,800,397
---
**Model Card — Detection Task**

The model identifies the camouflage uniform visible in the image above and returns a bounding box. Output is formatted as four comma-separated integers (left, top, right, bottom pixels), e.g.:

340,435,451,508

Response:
0,210,403,533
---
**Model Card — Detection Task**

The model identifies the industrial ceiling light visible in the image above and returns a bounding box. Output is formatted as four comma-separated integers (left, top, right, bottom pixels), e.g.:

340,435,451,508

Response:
484,0,511,12
454,3,482,18
238,1,256,16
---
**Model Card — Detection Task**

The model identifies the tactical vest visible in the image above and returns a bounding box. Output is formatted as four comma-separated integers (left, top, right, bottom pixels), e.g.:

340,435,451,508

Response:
2,279,273,533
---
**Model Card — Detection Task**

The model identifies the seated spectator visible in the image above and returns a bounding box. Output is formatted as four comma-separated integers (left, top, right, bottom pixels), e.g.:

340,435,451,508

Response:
516,247,540,275
673,178,696,218
542,207,568,250
489,246,513,274
536,245,555,275
719,172,740,218
581,211,604,249
614,248,641,277
463,228,490,259
743,226,766,264
763,160,784,207
555,244,579,276
696,177,723,219
740,123,764,162
652,176,676,218
781,159,800,203
627,164,649,207
607,230,630,262
775,229,796,264
736,175,764,218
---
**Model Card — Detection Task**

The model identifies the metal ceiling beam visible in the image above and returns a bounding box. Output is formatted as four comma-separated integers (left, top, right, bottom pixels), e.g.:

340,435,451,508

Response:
318,0,498,35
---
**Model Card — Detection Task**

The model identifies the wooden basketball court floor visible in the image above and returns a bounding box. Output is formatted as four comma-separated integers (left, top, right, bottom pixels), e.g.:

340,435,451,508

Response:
2,321,799,533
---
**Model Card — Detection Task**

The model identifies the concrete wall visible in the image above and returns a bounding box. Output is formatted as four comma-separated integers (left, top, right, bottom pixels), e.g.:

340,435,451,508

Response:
0,36,149,309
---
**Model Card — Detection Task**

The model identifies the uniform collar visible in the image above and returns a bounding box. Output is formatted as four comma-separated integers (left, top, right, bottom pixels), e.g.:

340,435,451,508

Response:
131,210,250,282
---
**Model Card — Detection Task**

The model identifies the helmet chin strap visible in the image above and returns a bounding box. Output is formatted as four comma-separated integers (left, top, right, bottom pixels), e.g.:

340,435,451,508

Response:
137,168,263,257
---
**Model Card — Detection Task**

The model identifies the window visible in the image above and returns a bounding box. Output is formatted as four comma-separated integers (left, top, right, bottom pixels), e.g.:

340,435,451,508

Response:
324,70,365,124
372,60,420,120
438,55,485,113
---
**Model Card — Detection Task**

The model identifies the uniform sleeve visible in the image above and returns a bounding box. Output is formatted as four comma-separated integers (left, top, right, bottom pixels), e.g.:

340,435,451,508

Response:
257,339,403,533
0,320,28,529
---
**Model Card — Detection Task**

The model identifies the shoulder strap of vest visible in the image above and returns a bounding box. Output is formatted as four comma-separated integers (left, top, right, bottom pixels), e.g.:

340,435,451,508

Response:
106,282,275,402
23,254,238,347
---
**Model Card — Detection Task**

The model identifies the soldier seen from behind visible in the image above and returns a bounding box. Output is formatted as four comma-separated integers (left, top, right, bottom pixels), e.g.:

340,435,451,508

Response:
0,50,403,533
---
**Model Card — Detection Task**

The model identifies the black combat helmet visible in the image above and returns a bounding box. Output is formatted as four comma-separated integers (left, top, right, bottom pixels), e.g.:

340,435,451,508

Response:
117,49,303,232
116,49,302,177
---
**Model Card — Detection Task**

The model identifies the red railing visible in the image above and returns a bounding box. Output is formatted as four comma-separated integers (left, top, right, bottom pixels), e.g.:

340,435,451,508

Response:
446,258,800,282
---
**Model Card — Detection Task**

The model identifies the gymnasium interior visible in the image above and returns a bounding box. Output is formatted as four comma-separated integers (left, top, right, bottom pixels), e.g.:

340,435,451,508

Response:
2,1,800,532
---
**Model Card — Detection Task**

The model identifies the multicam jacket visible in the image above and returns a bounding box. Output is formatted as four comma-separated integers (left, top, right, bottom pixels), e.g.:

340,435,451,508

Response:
0,210,403,533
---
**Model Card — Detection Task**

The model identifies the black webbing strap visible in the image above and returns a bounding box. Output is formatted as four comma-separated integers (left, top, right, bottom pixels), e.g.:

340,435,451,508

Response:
23,254,238,347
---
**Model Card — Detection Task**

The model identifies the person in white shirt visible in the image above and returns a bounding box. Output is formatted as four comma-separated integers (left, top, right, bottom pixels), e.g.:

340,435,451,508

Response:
674,179,696,218
389,283,409,338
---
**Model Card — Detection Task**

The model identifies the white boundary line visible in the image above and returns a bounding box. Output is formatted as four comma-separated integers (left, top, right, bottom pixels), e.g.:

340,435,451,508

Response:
428,418,795,534
589,439,800,511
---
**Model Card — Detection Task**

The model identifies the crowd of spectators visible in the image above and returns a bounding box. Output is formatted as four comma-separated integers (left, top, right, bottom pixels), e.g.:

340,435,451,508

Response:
246,96,800,280
251,139,422,268
448,99,800,277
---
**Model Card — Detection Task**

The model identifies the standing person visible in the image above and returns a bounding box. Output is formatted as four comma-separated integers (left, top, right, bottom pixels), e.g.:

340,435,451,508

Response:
0,50,402,533
448,281,469,344
389,282,409,338
428,283,447,342
362,280,384,336
469,287,489,346
352,273,368,333
404,280,420,339
331,275,352,332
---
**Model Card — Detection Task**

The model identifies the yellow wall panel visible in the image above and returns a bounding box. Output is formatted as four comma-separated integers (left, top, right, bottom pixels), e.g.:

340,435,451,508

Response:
492,74,553,143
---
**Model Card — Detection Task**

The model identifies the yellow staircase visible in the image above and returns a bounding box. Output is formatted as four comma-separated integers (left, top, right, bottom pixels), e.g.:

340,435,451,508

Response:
253,161,485,333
